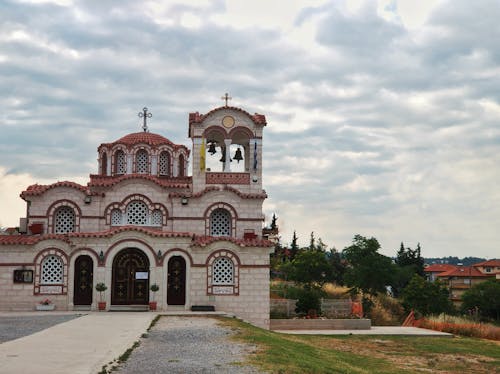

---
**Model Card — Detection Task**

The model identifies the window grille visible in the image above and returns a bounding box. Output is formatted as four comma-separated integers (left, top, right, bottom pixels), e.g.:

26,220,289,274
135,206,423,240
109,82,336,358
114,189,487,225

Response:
136,149,148,173
210,209,231,236
111,209,122,226
159,151,170,176
41,255,63,284
55,206,75,233
115,150,126,174
126,201,148,225
213,257,234,285
151,210,162,226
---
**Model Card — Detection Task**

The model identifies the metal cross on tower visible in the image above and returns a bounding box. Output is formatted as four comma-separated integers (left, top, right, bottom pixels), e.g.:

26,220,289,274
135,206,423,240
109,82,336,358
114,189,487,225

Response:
138,107,152,132
221,93,232,107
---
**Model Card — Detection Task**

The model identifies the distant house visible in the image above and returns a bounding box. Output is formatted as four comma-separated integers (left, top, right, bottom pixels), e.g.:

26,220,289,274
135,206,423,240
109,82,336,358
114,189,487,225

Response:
433,261,500,306
423,264,458,282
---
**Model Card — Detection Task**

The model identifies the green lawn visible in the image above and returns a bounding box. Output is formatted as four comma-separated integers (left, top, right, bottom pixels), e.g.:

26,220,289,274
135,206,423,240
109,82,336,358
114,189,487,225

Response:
221,318,500,374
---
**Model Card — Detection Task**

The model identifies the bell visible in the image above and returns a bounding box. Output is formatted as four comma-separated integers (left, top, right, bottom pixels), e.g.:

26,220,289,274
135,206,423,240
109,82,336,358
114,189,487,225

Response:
233,148,243,163
208,142,217,155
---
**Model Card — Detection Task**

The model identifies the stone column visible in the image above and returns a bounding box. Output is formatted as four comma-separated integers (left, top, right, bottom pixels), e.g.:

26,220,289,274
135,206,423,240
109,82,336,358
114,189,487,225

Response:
224,139,232,172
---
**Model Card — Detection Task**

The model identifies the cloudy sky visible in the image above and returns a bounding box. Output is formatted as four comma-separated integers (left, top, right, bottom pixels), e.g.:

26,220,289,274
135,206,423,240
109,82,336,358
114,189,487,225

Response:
1,0,499,259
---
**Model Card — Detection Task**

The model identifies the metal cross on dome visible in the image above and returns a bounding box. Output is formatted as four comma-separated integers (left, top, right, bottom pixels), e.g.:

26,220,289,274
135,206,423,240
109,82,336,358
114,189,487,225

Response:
221,93,232,107
138,107,152,132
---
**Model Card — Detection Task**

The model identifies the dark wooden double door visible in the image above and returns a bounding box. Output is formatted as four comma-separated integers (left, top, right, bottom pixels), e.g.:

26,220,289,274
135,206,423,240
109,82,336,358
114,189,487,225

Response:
112,248,150,305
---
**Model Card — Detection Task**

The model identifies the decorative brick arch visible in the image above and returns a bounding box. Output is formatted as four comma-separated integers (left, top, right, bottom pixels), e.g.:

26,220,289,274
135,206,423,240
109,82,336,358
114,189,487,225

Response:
132,146,151,174
157,149,173,176
206,249,240,296
104,196,168,227
33,248,69,295
47,200,81,234
204,202,237,237
203,126,227,139
111,146,127,175
228,126,254,140
159,248,194,266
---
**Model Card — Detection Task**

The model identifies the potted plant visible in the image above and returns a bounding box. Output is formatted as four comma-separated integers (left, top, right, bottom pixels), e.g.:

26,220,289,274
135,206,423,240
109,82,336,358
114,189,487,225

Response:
95,282,107,311
149,283,159,311
36,298,55,311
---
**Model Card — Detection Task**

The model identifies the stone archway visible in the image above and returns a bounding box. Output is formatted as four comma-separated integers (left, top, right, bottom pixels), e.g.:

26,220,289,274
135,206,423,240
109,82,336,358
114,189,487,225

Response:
111,248,149,305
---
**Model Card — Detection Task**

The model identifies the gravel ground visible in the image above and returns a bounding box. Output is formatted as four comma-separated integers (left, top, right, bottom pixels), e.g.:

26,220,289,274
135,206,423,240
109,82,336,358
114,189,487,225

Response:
0,314,82,343
116,316,264,374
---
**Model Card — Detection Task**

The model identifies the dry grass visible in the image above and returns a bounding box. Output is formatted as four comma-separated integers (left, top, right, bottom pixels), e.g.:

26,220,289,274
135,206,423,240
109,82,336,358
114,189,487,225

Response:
322,283,351,299
419,314,500,341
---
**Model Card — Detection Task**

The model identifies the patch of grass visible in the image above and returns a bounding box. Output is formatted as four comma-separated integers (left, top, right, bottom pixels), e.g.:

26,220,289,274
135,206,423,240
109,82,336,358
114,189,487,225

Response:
147,315,161,331
118,340,140,363
220,317,500,374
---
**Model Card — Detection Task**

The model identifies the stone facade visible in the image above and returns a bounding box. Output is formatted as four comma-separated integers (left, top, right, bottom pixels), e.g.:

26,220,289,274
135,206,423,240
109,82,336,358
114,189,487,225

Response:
0,105,272,328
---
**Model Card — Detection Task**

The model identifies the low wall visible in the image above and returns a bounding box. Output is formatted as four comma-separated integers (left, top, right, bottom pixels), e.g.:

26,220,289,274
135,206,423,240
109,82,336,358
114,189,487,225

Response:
270,318,371,330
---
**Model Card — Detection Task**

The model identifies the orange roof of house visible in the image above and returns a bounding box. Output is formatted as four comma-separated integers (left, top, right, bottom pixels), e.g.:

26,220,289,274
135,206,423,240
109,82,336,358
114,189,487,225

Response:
424,264,457,273
99,132,189,152
473,259,500,267
437,266,492,278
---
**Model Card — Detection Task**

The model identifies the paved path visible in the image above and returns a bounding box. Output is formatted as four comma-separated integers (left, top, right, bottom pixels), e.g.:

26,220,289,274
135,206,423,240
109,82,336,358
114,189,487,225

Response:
274,325,453,336
0,312,155,374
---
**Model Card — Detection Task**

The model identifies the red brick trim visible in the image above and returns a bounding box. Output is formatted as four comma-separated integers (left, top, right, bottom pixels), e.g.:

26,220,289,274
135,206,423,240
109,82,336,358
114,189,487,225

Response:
46,199,81,234
228,126,254,139
202,125,227,139
33,248,69,295
204,202,238,237
159,248,194,266
206,249,240,296
105,238,158,266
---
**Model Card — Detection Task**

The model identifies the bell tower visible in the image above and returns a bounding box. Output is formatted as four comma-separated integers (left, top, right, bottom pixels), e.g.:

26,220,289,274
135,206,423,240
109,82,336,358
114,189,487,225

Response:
189,98,266,194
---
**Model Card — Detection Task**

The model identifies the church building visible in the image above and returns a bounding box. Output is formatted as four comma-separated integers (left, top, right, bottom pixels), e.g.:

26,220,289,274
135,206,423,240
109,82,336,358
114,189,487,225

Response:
0,102,272,328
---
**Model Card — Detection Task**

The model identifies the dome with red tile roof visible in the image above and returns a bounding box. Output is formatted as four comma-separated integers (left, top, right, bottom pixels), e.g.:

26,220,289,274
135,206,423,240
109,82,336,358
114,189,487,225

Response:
110,132,176,147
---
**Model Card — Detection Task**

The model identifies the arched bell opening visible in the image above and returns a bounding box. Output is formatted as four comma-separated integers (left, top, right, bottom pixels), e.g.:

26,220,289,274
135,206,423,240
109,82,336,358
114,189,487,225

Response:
204,127,226,172
229,128,251,172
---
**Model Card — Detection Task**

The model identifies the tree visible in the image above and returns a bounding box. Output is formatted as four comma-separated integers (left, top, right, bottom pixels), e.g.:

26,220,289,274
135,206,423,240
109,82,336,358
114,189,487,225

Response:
284,249,333,290
395,242,424,276
342,235,396,296
290,231,299,260
270,213,278,230
326,248,345,285
401,274,454,315
309,231,315,250
461,279,500,320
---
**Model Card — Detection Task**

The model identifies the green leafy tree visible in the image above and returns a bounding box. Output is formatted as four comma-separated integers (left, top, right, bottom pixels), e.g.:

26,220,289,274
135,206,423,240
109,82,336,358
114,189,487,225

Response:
309,232,316,250
326,248,345,285
342,235,396,296
461,279,500,320
284,249,333,290
401,274,454,315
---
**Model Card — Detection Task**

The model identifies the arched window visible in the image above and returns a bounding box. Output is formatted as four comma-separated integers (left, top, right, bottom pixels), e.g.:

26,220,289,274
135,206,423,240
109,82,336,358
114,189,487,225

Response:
178,154,185,177
41,255,63,284
136,149,149,174
101,152,107,175
151,210,162,226
126,201,147,225
212,257,234,285
54,206,75,234
210,209,231,236
111,209,122,226
159,151,170,176
115,150,126,175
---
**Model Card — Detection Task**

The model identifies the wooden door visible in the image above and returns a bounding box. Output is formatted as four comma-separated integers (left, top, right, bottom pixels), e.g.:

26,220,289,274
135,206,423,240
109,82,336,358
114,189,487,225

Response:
111,248,149,305
167,256,186,305
74,255,93,305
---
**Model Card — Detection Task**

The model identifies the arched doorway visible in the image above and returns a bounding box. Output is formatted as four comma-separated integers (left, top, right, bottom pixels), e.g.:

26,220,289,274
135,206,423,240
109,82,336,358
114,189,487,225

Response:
167,256,186,305
74,255,93,305
112,248,149,305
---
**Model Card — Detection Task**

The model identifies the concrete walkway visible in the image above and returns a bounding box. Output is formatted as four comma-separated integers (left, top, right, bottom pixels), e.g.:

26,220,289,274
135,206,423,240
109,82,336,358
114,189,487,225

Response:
0,312,156,374
274,326,453,336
